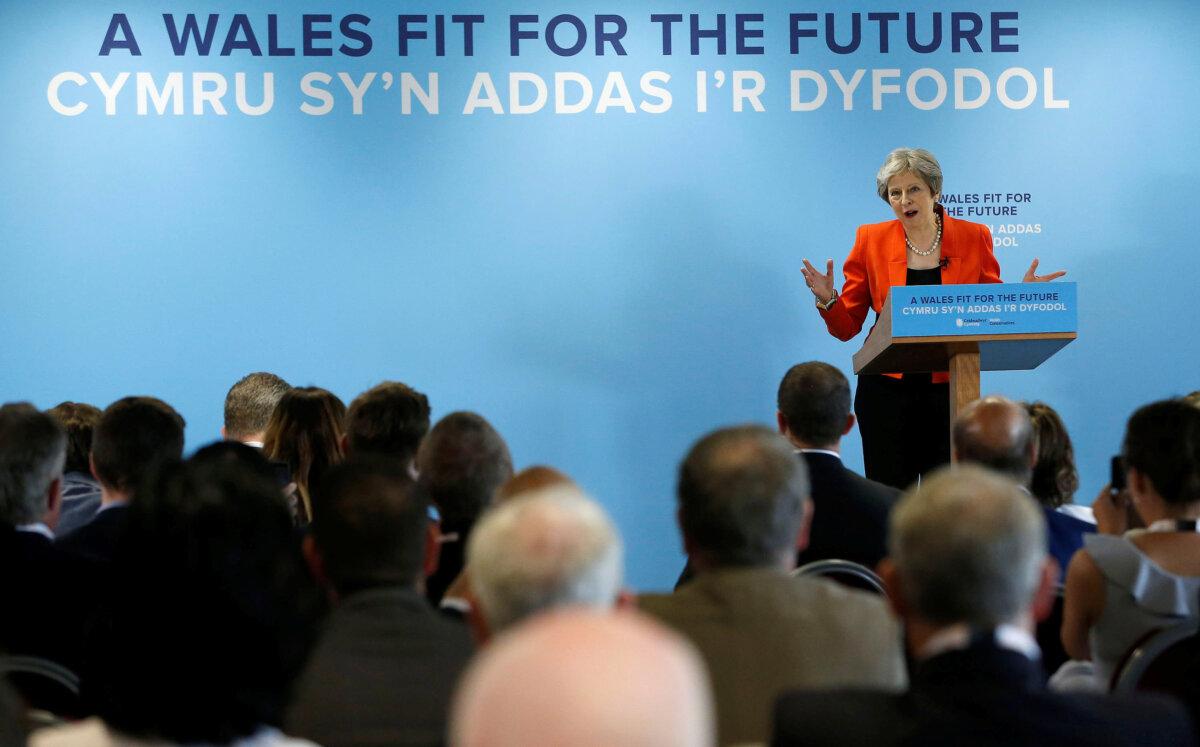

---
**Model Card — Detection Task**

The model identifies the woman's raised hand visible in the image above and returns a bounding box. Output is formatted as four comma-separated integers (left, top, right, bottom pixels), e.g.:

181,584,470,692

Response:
801,258,836,304
1023,258,1067,283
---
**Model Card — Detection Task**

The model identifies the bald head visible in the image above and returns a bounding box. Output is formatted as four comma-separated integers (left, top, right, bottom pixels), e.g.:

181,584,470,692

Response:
451,610,714,747
952,396,1036,487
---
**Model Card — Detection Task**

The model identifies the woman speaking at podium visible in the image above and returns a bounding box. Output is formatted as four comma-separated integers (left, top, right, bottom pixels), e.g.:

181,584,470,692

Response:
801,147,1064,490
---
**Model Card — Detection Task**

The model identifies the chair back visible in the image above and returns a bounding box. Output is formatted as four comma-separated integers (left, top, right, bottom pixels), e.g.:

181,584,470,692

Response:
0,655,81,722
793,559,886,597
1110,619,1200,729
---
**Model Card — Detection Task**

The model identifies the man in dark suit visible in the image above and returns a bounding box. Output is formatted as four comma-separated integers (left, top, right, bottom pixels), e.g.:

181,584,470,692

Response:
777,362,899,569
0,403,95,683
56,396,185,562
952,395,1095,579
641,425,906,747
286,457,474,747
675,362,898,589
772,465,1194,747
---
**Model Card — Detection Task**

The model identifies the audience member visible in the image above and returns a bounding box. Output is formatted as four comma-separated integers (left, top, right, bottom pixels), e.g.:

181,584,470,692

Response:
418,411,513,604
1060,399,1200,687
777,362,899,569
640,425,905,746
450,610,715,747
466,483,623,640
1183,390,1200,409
1025,401,1094,523
223,372,292,446
772,465,1194,746
0,403,94,679
45,401,103,535
953,395,1094,580
56,396,185,562
34,456,323,746
263,387,345,524
440,464,577,612
343,381,430,471
286,458,474,747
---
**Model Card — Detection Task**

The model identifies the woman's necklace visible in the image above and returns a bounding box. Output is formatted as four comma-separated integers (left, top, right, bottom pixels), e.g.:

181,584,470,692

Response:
1146,518,1200,533
906,215,942,257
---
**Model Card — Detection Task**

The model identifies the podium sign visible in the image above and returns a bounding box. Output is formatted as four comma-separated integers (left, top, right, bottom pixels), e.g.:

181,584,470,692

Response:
889,283,1077,338
853,282,1078,441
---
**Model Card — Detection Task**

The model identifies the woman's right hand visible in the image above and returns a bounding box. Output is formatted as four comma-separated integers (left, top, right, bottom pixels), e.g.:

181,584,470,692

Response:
801,258,836,305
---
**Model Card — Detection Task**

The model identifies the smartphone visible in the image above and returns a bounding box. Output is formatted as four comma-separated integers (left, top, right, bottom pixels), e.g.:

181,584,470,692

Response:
1110,455,1126,492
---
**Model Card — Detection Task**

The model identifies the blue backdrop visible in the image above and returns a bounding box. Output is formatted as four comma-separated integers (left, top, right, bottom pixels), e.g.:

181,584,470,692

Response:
3,1,1198,591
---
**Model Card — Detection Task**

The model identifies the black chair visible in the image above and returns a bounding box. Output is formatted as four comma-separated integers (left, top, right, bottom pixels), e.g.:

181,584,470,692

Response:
0,654,82,724
1111,621,1200,693
793,559,887,597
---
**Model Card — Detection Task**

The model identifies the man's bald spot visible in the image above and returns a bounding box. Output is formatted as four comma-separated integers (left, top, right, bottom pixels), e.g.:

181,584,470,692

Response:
952,396,1036,484
450,610,714,747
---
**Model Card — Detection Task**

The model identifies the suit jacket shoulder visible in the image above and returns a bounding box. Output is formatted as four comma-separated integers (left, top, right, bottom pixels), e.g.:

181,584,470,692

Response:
640,567,905,746
798,453,899,569
286,587,474,747
772,645,1196,747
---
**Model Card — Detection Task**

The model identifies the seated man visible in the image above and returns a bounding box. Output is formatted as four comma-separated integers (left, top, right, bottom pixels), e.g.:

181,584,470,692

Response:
466,483,624,640
777,362,899,569
772,466,1194,747
451,610,715,747
286,457,474,747
0,403,96,680
56,396,185,562
640,425,905,746
953,396,1094,581
222,372,291,447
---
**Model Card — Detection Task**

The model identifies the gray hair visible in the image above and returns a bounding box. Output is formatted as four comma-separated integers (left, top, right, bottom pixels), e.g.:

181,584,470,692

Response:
890,465,1046,628
467,484,623,633
876,147,943,202
0,403,67,525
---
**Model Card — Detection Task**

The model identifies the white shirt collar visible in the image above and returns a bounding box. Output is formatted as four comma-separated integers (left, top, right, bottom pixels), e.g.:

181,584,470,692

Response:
797,448,841,460
15,523,54,540
918,623,1040,661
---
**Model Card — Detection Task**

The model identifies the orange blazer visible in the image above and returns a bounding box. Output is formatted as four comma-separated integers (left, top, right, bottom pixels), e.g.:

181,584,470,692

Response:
818,212,1000,381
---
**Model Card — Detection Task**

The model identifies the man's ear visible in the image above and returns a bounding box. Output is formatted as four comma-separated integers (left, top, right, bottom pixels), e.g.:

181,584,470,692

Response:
220,425,227,440
795,498,814,554
615,588,636,610
88,452,99,483
423,520,442,579
465,588,491,645
842,413,856,437
302,534,331,591
1031,557,1059,623
776,411,790,437
43,476,63,531
878,558,906,619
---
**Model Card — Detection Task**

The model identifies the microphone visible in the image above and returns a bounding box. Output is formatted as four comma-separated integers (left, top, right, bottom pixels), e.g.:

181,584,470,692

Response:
939,257,950,269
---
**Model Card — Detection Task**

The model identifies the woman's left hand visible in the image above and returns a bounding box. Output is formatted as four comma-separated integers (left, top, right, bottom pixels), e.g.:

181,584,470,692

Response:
1023,258,1067,282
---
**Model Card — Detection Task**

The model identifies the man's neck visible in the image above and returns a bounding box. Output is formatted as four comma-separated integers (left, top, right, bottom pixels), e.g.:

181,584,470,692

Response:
908,612,1037,661
99,485,131,509
788,436,840,454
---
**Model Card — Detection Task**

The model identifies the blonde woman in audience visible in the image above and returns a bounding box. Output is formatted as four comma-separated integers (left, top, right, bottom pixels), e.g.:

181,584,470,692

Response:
1060,399,1200,688
263,387,346,524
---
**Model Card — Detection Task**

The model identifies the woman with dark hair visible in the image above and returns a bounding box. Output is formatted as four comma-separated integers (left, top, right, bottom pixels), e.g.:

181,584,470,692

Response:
801,147,1065,490
1059,400,1200,688
263,387,346,524
1026,401,1079,509
31,455,324,746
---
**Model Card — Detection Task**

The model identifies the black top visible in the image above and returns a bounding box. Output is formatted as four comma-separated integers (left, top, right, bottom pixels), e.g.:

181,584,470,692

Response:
905,265,941,286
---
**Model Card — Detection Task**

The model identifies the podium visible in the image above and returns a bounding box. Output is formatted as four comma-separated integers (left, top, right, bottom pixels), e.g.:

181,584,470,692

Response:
852,282,1077,431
